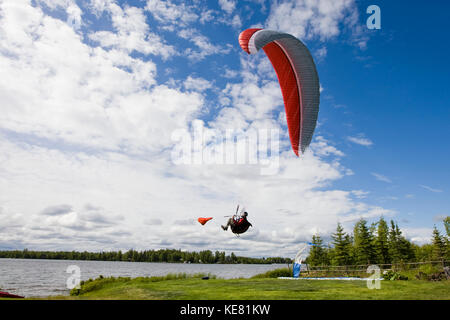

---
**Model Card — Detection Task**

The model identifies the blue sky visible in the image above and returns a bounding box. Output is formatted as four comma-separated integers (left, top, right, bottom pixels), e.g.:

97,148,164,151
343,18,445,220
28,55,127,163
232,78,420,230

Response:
0,0,448,257
318,0,450,229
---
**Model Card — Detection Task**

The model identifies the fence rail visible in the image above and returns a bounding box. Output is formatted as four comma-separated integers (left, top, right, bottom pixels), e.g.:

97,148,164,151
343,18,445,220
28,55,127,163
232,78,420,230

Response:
301,260,449,275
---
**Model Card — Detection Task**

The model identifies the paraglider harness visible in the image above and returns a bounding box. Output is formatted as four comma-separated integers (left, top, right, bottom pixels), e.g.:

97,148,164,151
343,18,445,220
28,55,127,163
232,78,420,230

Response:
229,211,252,235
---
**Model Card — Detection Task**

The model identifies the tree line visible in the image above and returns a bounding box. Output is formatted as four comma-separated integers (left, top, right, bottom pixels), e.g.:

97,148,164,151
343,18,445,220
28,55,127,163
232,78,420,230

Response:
306,216,450,267
1,217,448,267
0,248,291,264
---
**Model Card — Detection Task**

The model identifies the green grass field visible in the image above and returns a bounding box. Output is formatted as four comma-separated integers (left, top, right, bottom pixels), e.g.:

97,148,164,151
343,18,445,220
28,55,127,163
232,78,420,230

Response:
43,273,449,300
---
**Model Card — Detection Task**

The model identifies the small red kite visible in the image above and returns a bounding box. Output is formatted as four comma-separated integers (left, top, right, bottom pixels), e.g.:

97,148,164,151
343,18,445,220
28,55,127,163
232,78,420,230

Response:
197,217,213,225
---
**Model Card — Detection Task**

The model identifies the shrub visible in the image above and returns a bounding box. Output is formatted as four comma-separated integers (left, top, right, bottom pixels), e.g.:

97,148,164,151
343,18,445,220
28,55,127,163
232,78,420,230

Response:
382,270,408,281
252,268,292,278
413,264,448,281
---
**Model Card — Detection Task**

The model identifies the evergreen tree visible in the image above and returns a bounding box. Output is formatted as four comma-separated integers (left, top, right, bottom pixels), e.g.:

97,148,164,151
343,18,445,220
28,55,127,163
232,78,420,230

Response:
413,243,433,262
331,223,352,266
431,226,446,262
444,216,450,237
374,217,390,264
353,219,376,264
388,220,401,263
443,217,450,260
308,235,329,266
388,220,415,263
346,234,355,265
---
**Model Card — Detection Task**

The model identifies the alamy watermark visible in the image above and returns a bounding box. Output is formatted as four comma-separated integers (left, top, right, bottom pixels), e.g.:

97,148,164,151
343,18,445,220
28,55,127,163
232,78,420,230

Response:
367,5,381,30
66,265,81,290
366,264,382,289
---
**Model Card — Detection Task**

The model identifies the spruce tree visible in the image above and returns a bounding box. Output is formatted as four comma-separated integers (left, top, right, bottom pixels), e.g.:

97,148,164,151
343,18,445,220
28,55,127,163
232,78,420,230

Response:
444,217,450,260
431,226,446,262
331,223,352,266
444,217,450,259
353,219,376,264
374,217,390,264
308,235,329,266
346,234,355,265
388,220,415,263
444,216,450,237
388,220,401,263
395,223,411,261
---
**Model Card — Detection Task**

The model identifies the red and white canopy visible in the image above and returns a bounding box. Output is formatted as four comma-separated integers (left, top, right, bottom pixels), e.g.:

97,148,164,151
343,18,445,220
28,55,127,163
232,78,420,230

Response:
239,28,320,156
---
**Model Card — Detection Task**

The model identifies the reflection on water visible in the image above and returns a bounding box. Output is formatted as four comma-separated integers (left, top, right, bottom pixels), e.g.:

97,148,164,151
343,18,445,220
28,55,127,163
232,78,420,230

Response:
0,258,287,297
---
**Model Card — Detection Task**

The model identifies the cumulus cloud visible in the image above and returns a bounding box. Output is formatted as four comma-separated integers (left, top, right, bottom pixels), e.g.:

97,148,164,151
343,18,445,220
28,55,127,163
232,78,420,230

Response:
184,76,213,92
311,136,345,157
40,205,73,216
145,0,198,27
266,0,369,48
0,1,205,154
402,227,433,245
0,0,396,257
89,3,176,59
218,0,236,14
177,28,232,61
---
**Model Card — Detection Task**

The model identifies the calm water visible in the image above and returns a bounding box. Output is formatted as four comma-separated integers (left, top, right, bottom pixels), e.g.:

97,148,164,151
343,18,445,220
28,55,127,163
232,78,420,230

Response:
0,258,287,298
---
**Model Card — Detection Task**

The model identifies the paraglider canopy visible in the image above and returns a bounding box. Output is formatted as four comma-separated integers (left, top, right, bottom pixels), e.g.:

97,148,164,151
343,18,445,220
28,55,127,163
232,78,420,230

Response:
238,28,320,156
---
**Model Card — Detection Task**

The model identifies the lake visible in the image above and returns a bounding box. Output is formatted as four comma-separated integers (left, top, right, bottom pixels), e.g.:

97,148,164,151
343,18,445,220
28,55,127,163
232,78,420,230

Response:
0,258,288,298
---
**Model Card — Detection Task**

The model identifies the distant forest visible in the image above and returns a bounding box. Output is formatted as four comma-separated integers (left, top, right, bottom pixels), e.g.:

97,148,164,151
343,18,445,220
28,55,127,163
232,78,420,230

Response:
305,217,449,267
1,217,448,266
0,248,291,264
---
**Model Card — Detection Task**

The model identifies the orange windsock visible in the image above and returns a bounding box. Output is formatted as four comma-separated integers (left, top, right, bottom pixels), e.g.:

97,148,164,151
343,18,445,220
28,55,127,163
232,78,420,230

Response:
198,217,213,225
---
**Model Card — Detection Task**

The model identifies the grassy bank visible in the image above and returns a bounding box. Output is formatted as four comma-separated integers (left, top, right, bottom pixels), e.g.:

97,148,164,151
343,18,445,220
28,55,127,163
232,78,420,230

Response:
40,271,449,300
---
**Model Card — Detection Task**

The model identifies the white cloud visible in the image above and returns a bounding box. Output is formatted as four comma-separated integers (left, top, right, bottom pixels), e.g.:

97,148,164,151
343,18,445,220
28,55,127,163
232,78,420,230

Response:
218,0,236,14
0,1,203,154
351,190,369,199
311,136,345,157
0,0,396,257
266,0,369,48
231,14,242,29
36,0,83,30
315,46,327,60
419,185,443,193
371,172,392,183
347,135,373,147
145,0,198,27
199,9,215,24
0,134,395,256
184,76,213,92
402,227,433,245
222,68,239,79
89,3,176,59
177,28,232,61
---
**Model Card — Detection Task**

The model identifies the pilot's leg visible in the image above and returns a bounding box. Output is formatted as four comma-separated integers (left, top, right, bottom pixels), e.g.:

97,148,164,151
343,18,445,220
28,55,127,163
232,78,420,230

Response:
221,218,233,231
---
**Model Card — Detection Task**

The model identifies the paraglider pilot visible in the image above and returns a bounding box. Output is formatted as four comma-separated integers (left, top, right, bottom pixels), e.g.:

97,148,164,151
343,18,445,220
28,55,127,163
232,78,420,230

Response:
222,212,252,234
